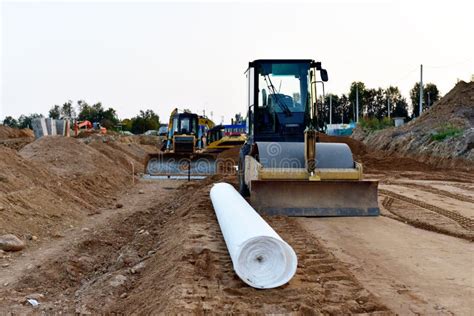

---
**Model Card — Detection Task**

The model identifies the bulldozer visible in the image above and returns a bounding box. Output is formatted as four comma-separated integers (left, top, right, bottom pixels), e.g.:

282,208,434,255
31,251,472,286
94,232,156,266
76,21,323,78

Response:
145,108,218,176
205,124,247,152
238,59,379,216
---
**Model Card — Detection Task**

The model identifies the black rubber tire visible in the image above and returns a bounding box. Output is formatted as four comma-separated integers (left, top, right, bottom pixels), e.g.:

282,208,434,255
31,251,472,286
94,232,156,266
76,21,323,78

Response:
238,143,251,197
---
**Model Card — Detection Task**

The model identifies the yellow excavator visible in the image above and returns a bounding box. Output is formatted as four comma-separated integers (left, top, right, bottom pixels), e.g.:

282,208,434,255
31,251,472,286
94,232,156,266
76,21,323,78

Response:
238,59,379,216
145,109,217,176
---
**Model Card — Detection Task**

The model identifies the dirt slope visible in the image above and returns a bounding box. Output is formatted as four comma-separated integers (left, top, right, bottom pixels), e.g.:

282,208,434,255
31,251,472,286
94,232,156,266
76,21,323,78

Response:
1,135,154,244
0,146,90,239
352,81,474,170
0,126,34,139
0,126,35,150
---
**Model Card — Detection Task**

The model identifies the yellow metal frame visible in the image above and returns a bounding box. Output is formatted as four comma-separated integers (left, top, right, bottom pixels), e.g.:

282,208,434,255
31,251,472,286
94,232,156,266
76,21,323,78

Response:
206,134,247,150
244,156,363,188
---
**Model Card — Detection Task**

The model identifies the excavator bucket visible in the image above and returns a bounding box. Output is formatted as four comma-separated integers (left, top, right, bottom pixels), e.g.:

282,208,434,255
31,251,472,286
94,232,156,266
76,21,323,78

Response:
145,152,218,176
249,180,379,216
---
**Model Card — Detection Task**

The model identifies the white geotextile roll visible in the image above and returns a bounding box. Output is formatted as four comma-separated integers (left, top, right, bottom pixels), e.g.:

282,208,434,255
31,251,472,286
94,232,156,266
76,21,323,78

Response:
210,182,297,289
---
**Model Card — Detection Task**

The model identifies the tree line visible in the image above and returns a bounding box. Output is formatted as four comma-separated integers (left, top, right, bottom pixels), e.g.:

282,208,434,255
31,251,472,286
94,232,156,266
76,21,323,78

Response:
2,81,440,132
2,100,161,135
318,81,440,125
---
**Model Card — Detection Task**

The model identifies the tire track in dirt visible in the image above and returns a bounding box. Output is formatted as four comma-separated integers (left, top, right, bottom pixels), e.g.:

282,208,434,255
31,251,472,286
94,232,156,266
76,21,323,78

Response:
381,196,473,241
386,181,474,204
112,178,390,314
379,189,473,231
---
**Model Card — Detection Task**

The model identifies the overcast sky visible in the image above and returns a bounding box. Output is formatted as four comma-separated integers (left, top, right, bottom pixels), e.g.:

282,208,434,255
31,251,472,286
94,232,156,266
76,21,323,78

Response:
1,0,473,123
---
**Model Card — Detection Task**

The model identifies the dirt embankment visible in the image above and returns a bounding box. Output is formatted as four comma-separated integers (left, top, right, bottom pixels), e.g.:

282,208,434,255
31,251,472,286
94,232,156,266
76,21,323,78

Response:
319,133,437,173
0,135,159,242
352,81,474,170
0,126,34,139
0,126,35,150
0,146,90,239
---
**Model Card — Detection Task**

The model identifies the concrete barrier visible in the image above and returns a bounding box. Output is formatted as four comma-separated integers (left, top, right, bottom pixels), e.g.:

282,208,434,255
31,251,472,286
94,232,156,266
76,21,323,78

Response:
31,118,49,138
32,118,70,138
46,118,57,136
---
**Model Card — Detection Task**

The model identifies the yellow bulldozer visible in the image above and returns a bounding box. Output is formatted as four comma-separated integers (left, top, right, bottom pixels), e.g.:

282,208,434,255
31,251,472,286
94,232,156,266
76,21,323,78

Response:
238,59,379,216
145,109,217,176
205,124,247,152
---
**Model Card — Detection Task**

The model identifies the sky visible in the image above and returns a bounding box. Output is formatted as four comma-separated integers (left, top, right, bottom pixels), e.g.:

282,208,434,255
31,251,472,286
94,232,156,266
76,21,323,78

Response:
1,0,473,124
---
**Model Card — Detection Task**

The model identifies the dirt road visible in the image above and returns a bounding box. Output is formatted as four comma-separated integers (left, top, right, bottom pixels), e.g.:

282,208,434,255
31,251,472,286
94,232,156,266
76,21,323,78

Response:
297,169,474,315
299,217,473,315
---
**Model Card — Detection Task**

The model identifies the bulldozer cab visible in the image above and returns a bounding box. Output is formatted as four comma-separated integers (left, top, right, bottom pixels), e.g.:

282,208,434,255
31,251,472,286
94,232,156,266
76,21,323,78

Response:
247,60,322,142
173,113,197,135
166,112,199,152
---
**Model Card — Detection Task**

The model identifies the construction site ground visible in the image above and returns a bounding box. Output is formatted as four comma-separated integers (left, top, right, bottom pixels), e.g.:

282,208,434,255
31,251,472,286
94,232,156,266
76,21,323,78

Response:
0,130,472,314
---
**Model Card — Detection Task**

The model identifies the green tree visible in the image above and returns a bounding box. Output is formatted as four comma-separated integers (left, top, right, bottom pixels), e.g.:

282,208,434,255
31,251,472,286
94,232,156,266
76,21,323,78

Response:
49,101,75,119
18,113,43,129
322,93,340,124
121,118,133,132
385,86,409,118
410,82,440,118
77,100,94,121
349,82,366,122
61,101,76,119
77,101,119,129
130,109,160,134
2,116,19,128
100,107,119,129
364,88,385,119
49,105,61,119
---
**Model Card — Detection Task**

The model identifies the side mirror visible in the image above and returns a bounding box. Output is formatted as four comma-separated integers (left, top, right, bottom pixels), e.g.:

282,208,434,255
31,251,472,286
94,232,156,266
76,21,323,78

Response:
320,69,329,82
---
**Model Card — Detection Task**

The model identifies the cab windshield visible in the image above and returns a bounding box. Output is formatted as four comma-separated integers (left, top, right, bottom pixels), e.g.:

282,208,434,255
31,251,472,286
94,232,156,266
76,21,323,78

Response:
258,63,310,114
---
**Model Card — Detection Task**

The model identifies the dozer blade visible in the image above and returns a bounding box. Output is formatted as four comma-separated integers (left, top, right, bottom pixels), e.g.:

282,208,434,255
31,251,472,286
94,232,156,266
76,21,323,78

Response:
145,152,218,176
250,180,379,216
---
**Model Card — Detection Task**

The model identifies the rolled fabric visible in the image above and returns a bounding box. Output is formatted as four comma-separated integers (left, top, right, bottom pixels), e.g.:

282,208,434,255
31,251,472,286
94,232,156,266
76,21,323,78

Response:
210,182,297,289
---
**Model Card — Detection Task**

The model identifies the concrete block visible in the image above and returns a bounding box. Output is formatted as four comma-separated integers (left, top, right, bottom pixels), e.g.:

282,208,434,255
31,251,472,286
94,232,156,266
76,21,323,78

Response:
46,118,57,136
31,118,49,139
55,120,66,136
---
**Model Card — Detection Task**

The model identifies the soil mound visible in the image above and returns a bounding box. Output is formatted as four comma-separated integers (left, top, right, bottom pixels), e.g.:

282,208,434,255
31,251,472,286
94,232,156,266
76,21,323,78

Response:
20,137,133,207
1,135,157,242
0,126,35,150
318,133,367,156
353,81,474,170
0,126,34,139
0,146,90,239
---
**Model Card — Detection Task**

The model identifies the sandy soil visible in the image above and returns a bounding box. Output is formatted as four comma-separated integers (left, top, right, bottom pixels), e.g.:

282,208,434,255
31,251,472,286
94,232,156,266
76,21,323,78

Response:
1,129,473,314
298,216,473,315
0,177,389,314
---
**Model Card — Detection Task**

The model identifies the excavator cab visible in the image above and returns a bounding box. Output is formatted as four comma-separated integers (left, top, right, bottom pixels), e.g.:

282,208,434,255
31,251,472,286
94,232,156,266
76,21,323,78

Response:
239,59,379,216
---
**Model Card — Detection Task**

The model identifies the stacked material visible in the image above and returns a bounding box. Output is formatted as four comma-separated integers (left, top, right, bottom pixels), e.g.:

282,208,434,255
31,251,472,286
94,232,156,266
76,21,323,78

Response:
210,182,297,289
31,118,70,138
